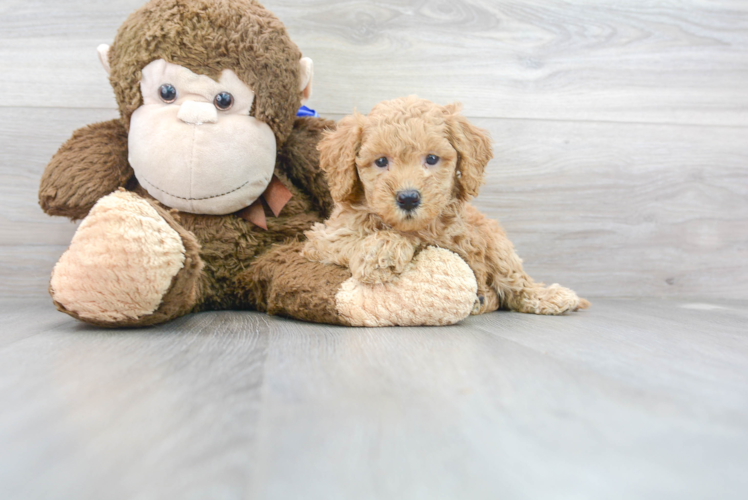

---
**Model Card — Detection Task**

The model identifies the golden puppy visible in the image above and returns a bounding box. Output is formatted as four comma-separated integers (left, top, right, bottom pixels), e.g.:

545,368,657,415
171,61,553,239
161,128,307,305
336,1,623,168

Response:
303,96,589,316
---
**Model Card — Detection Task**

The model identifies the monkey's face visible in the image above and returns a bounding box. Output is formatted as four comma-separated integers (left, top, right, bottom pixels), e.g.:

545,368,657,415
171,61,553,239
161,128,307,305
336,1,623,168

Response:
128,59,277,214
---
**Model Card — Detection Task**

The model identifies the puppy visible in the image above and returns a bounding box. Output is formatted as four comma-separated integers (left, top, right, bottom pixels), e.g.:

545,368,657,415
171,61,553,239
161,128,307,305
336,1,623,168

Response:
303,96,589,315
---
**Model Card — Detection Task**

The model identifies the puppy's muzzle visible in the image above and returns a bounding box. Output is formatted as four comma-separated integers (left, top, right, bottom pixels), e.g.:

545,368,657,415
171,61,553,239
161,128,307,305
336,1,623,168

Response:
396,190,421,211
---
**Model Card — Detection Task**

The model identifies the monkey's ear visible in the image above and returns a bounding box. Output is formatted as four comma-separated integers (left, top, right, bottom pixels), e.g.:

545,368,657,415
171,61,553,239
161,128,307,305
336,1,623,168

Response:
97,44,111,75
318,113,365,204
444,102,493,201
299,57,313,104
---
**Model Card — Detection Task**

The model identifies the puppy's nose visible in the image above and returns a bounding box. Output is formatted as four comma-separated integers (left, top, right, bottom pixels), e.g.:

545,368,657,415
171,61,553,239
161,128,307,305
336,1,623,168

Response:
396,190,421,211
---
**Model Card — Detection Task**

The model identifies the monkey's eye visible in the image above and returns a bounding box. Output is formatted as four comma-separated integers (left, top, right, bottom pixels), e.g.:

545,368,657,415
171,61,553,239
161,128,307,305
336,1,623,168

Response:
159,84,177,103
214,92,234,111
375,157,389,168
425,154,440,166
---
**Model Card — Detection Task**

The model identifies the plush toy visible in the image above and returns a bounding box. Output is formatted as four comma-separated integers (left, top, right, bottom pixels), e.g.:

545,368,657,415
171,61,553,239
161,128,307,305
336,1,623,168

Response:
39,0,478,328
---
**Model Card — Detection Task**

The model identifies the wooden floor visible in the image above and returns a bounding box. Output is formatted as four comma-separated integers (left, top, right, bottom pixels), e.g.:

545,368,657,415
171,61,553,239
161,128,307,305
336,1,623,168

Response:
0,298,746,499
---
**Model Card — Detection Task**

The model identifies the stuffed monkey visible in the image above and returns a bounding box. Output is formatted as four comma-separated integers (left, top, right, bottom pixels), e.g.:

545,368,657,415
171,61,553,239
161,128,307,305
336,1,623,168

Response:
39,0,478,328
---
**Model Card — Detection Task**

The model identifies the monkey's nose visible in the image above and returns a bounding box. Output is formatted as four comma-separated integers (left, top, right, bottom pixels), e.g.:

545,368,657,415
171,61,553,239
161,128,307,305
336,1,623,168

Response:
396,190,421,211
177,101,218,125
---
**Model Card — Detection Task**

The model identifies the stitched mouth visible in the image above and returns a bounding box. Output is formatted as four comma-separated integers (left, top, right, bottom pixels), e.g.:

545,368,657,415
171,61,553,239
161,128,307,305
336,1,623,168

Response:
139,175,252,201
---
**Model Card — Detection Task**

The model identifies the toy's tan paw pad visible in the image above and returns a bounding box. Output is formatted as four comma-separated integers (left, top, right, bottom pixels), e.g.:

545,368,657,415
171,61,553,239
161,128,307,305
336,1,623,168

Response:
50,191,185,323
335,247,478,327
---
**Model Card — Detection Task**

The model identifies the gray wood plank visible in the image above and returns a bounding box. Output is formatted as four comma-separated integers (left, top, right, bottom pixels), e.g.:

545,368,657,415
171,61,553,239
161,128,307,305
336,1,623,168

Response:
0,298,71,349
0,245,68,300
0,303,270,500
471,117,748,300
2,107,746,300
1,1,747,126
1,299,746,499
249,299,748,500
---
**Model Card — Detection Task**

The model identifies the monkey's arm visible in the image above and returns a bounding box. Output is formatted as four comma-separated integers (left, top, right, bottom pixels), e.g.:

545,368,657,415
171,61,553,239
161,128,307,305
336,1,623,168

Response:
276,117,336,218
39,119,133,220
244,238,476,327
240,240,354,325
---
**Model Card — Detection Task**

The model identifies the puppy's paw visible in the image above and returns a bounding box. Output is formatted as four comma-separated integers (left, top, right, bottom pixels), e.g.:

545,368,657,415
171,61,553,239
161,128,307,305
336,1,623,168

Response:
471,289,500,315
472,296,483,315
351,232,415,284
517,284,589,315
354,264,398,285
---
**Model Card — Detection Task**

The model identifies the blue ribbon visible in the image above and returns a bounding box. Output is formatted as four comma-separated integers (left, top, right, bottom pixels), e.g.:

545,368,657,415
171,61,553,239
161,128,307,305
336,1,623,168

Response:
296,105,319,117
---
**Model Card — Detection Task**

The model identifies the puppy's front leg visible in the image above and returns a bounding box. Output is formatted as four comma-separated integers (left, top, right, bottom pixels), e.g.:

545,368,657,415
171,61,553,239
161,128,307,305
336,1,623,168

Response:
349,232,416,285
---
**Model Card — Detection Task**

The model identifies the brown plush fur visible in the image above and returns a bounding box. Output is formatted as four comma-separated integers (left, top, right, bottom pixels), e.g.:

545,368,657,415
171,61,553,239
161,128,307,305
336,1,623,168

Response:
304,96,590,315
39,120,132,220
39,0,354,327
238,240,354,325
109,0,303,144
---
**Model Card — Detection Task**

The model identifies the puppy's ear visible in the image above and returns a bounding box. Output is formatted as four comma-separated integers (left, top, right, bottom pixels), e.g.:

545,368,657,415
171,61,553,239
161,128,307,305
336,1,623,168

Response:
444,102,493,201
318,113,365,204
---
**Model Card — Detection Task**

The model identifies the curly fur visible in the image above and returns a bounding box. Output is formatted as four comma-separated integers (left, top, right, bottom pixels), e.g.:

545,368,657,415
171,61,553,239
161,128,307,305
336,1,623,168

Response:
304,96,590,315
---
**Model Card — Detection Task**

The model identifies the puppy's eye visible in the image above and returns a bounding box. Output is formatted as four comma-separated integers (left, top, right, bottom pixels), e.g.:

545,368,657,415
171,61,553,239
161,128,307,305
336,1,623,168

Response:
159,84,177,103
214,92,234,111
375,157,389,168
425,154,440,166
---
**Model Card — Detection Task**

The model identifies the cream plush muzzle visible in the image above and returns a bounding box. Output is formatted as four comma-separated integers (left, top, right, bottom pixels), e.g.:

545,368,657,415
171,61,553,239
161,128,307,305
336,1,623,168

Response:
128,59,277,215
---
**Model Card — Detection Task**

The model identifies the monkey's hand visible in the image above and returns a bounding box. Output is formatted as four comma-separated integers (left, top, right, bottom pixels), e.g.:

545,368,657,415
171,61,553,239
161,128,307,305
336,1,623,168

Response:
350,232,416,285
39,120,133,221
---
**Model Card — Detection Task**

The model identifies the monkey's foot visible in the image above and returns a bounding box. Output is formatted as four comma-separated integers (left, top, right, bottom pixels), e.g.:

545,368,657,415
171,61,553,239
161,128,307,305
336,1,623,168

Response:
50,190,201,327
335,247,478,327
515,284,590,315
